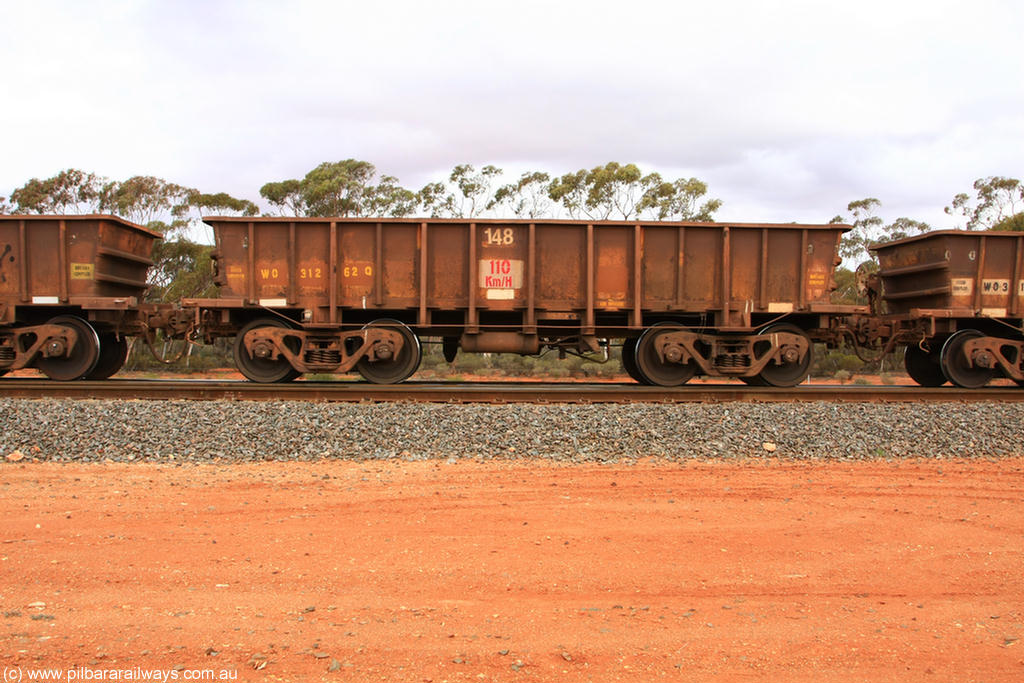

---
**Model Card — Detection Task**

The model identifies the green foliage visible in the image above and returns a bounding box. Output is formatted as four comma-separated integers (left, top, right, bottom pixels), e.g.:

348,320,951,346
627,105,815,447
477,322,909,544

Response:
418,164,503,218
147,239,216,303
832,267,863,305
8,168,258,243
488,171,553,218
546,169,590,219
261,159,416,218
945,176,1024,229
835,198,929,267
414,339,621,380
10,169,104,214
811,344,865,377
259,179,303,215
992,211,1024,232
548,162,721,221
188,191,258,217
126,336,232,373
642,176,723,221
99,176,194,228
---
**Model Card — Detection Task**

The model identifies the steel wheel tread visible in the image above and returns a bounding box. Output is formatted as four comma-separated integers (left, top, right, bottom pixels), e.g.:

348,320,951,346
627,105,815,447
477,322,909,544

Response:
620,337,651,384
87,333,129,380
36,315,101,381
233,318,301,383
904,344,947,387
941,329,994,389
356,319,422,384
753,323,813,388
634,323,696,387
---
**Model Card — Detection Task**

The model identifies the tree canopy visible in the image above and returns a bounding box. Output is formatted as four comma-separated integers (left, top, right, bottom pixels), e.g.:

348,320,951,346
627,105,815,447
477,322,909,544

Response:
833,198,930,267
547,162,721,221
261,159,416,218
945,176,1024,230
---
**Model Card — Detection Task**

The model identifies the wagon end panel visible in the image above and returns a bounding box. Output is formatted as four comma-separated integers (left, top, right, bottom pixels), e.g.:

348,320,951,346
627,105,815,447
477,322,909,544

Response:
763,229,802,311
0,219,23,319
805,228,844,304
210,220,250,300
874,232,956,314
89,217,157,299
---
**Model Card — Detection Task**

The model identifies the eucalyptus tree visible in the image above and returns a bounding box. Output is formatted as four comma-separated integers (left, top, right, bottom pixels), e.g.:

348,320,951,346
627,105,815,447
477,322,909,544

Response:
261,159,416,217
945,176,1024,230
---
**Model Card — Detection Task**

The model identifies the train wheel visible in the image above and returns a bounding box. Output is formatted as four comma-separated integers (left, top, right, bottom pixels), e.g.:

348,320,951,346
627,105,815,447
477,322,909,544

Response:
86,334,129,380
620,338,651,384
356,319,421,384
940,329,994,388
904,344,947,387
37,315,101,381
233,318,301,383
753,323,812,387
634,323,696,387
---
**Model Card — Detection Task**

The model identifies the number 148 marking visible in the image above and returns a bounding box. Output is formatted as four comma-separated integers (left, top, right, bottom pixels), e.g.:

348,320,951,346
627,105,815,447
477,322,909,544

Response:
484,227,514,245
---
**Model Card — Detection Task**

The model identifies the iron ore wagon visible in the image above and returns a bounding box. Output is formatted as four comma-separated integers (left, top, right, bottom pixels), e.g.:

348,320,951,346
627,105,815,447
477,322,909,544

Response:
0,215,187,380
188,217,858,386
868,229,1024,388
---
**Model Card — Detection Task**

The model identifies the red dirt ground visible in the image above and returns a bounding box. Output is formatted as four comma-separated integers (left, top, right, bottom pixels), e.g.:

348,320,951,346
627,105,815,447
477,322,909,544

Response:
2,458,1023,682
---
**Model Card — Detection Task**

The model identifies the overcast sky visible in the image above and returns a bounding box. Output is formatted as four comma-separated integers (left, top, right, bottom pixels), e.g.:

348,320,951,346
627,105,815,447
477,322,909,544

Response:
2,0,1022,228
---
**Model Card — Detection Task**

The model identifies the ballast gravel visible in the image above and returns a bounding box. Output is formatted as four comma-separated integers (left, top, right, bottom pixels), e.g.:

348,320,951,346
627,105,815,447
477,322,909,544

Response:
1,398,1022,462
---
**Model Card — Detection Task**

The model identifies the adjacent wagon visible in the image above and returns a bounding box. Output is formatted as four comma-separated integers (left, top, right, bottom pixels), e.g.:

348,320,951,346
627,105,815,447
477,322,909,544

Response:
0,215,185,380
870,229,1024,387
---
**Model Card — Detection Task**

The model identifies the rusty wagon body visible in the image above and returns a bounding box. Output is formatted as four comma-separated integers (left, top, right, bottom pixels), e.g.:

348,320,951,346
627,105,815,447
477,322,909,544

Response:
188,217,858,386
867,230,1024,388
0,215,187,380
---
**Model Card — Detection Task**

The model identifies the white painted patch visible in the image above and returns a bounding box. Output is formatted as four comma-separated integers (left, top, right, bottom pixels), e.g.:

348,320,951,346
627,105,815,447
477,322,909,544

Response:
981,279,1010,295
479,259,524,289
951,278,973,296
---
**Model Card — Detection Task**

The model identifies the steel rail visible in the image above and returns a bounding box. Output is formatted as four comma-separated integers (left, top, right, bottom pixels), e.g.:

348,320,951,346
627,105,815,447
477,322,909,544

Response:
1,379,1023,403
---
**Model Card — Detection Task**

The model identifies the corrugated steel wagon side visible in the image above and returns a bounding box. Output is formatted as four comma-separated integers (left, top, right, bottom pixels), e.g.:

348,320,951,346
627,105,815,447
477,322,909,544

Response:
0,215,168,379
191,217,855,386
870,230,1024,388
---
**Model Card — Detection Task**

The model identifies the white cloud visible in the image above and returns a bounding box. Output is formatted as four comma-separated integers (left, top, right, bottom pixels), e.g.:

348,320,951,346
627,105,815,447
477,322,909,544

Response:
2,0,1022,228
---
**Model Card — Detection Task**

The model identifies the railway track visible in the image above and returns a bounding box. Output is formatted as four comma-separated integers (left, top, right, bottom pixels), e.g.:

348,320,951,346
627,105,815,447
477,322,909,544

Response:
1,378,1023,403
